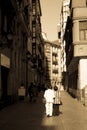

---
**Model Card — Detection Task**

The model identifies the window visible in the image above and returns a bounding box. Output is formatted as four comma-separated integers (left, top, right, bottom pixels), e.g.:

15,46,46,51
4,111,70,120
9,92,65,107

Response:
32,24,36,37
80,30,85,40
79,21,87,40
32,2,36,15
85,30,87,40
32,38,35,42
32,43,36,55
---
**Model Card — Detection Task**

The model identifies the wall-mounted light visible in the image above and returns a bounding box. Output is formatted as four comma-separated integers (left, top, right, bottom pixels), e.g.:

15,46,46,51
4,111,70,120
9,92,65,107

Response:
26,51,31,60
7,30,14,48
0,30,14,48
7,30,14,41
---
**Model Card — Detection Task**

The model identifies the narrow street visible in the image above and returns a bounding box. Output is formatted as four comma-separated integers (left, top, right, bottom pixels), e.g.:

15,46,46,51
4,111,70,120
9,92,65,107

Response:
0,91,87,130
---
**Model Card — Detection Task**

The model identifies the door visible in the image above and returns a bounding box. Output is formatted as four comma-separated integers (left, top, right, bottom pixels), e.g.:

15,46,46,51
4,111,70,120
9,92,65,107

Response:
1,66,9,100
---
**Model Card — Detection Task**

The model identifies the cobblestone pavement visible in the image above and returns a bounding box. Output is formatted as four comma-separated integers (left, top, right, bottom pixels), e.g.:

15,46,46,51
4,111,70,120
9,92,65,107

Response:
0,91,87,130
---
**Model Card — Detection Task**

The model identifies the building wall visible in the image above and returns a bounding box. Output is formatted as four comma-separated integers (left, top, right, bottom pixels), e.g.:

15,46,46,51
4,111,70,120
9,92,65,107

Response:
51,43,61,87
60,0,70,71
60,0,70,90
0,0,44,105
44,39,61,89
72,0,86,8
62,0,87,101
44,41,51,85
72,0,87,100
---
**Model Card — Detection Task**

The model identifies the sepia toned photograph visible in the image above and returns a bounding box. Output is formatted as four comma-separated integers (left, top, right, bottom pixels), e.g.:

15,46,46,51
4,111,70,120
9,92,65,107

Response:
0,0,87,130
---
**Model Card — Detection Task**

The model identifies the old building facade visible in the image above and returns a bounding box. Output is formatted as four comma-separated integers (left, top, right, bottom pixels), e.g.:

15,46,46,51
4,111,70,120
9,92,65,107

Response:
59,0,70,90
43,38,61,89
61,0,87,105
0,0,44,107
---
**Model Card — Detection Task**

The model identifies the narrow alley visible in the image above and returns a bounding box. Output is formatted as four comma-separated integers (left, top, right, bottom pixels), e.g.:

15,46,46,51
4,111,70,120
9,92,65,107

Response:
0,91,87,130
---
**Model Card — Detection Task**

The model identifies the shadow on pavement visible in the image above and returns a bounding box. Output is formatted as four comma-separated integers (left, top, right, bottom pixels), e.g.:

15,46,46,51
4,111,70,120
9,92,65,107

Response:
0,91,64,130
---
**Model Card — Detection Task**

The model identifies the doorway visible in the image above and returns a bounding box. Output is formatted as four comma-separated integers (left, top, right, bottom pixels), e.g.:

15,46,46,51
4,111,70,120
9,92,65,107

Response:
1,66,9,100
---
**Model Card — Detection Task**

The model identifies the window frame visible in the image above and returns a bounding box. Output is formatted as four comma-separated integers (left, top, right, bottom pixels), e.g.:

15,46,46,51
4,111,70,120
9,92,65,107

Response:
79,21,87,41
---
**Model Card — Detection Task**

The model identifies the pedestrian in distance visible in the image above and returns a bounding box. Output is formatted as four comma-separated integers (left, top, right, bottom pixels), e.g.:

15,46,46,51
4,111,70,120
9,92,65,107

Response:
53,85,61,116
28,82,33,102
31,83,38,102
44,85,55,117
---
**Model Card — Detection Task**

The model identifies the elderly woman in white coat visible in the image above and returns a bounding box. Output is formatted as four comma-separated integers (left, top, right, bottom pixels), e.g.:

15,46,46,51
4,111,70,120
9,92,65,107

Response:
44,86,55,117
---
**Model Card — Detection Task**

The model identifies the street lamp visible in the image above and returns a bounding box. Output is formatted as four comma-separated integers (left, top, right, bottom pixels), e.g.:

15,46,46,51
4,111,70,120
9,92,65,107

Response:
0,30,14,48
7,31,13,41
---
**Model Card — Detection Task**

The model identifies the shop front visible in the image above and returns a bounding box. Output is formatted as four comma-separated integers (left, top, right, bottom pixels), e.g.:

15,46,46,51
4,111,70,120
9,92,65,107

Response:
0,53,10,102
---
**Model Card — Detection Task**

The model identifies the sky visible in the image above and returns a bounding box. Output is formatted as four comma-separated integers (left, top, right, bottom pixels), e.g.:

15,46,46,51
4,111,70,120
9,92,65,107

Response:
40,0,62,41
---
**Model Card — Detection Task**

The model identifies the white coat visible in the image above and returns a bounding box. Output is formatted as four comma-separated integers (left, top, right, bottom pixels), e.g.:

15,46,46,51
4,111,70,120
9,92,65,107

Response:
44,89,55,103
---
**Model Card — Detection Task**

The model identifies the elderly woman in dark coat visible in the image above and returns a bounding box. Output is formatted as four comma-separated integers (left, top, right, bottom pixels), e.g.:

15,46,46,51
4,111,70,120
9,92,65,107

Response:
53,85,61,115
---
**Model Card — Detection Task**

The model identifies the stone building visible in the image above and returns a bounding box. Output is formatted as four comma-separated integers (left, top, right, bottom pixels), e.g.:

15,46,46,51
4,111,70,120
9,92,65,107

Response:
43,38,61,89
61,0,87,105
0,0,44,107
59,0,70,89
